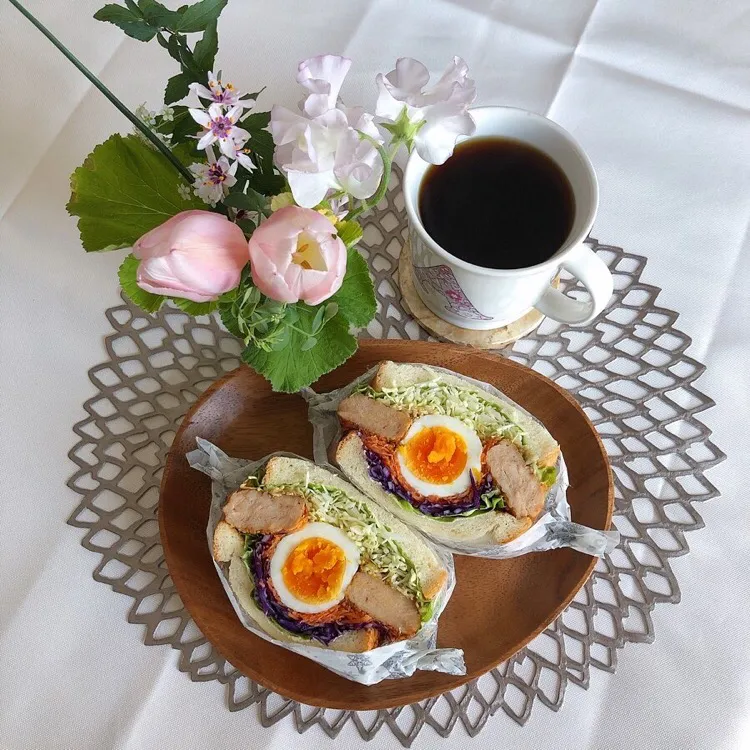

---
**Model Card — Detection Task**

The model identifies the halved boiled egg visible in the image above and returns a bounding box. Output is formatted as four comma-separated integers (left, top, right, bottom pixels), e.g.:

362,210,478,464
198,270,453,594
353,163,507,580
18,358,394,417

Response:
269,522,360,614
397,414,483,498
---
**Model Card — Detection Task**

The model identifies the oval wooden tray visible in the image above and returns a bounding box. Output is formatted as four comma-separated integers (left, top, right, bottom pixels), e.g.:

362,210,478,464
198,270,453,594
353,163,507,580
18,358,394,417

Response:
159,340,613,710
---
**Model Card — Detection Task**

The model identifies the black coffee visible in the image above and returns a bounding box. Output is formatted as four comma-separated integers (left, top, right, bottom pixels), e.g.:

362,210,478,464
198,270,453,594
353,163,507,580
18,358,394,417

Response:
418,137,575,270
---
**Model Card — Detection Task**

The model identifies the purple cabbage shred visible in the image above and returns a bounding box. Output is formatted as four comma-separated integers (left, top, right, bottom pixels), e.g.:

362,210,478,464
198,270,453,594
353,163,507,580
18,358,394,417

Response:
249,536,382,645
365,449,495,517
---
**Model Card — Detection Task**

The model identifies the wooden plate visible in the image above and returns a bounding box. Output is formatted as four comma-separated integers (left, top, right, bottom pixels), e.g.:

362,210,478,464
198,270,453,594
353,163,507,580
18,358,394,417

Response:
159,340,613,710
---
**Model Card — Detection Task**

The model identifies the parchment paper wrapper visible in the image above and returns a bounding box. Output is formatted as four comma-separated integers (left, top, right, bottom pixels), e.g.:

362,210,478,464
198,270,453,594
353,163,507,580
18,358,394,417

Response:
188,438,466,685
303,364,619,559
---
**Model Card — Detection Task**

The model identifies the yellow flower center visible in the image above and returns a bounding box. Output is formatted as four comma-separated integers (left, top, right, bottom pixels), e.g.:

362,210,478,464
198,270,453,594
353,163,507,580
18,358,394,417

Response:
292,232,328,272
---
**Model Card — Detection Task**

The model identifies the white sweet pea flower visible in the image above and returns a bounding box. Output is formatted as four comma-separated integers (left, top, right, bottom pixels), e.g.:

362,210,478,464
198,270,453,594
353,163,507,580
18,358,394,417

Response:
376,56,476,164
189,70,245,108
188,147,238,206
190,103,250,160
269,55,383,208
296,54,352,117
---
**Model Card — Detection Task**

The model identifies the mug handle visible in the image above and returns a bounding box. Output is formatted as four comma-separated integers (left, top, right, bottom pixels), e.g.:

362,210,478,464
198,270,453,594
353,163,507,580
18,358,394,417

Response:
534,244,614,325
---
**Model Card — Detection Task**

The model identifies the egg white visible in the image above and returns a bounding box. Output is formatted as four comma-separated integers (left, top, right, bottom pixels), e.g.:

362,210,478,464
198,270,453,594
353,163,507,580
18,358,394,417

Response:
397,414,483,498
269,522,360,614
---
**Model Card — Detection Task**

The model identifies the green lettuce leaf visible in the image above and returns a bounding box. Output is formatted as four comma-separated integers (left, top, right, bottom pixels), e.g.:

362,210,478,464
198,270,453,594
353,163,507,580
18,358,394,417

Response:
534,465,558,487
241,305,356,392
67,133,204,252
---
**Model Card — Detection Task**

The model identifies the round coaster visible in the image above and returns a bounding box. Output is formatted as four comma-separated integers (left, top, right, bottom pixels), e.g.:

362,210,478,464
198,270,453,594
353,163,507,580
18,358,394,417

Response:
398,241,558,349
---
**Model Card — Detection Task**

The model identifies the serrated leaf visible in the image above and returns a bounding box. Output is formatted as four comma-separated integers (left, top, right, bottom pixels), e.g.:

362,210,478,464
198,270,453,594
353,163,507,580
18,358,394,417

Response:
175,0,227,32
218,296,244,338
176,40,202,78
170,138,200,166
118,254,165,313
193,21,218,70
330,247,376,328
223,189,267,213
172,297,218,315
242,306,356,392
94,4,157,41
240,111,286,195
236,218,257,236
164,72,193,104
167,107,199,144
336,219,363,249
67,133,204,252
137,0,180,26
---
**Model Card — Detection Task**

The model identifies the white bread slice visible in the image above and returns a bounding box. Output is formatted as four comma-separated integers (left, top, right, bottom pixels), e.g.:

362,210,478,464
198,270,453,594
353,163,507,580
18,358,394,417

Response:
212,520,244,562
227,554,379,652
226,554,312,644
263,455,448,600
336,432,531,546
372,361,558,467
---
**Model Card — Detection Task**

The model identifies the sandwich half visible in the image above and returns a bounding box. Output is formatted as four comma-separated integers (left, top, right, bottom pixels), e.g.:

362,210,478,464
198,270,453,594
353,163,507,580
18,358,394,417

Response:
212,455,448,653
334,361,560,546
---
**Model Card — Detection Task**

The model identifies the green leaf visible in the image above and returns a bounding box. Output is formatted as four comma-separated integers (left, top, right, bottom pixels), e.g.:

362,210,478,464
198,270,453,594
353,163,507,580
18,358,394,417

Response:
240,111,286,195
118,254,165,313
223,189,268,214
193,21,218,71
236,218,257,236
165,106,199,144
172,297,218,315
94,4,157,41
311,306,325,332
175,0,227,32
137,0,180,26
269,327,290,351
300,336,318,352
330,247,376,328
170,138,200,166
534,464,558,487
67,134,204,252
218,296,244,338
336,219,363,249
175,38,202,78
242,306,357,392
164,72,193,104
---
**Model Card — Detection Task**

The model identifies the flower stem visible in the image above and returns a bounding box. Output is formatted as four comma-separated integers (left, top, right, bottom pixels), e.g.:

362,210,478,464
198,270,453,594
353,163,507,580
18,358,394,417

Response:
344,134,396,222
7,0,194,185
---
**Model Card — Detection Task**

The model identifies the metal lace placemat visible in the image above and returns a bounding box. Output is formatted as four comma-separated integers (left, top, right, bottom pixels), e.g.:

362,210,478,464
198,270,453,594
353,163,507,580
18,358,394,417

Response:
67,169,724,746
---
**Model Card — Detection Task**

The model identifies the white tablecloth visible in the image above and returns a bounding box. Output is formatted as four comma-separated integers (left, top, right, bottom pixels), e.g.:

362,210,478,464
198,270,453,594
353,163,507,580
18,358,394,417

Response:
1,1,748,748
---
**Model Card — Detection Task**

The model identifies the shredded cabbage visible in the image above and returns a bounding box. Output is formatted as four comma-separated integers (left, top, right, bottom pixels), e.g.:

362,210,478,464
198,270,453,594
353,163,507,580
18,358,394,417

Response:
359,380,528,452
264,480,430,619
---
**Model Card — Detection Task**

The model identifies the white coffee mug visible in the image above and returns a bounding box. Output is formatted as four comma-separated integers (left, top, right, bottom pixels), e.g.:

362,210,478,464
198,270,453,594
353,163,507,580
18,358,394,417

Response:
403,106,613,330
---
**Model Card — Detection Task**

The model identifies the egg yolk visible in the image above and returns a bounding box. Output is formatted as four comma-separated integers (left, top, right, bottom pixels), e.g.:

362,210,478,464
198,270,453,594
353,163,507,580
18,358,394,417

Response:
401,426,468,485
281,537,347,604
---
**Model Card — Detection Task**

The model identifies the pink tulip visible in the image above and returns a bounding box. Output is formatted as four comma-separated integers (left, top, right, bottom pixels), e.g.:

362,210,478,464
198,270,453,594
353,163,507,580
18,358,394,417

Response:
248,206,346,305
133,210,247,303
